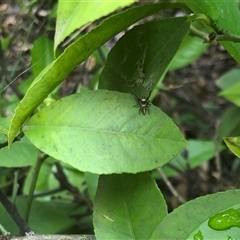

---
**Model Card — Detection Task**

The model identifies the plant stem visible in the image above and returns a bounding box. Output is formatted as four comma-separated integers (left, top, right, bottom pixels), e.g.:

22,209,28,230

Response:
24,154,46,223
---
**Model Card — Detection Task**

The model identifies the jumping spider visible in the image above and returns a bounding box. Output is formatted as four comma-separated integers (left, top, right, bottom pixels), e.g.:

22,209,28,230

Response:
134,91,152,115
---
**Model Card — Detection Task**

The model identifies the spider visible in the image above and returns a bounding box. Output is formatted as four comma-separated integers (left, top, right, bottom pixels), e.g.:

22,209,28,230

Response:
134,91,152,115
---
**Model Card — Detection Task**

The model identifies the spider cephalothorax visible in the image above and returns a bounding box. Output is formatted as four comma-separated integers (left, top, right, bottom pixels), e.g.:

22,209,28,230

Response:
134,91,151,115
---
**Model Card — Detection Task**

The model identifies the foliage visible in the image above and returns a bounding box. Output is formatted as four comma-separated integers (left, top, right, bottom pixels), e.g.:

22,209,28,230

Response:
0,0,240,239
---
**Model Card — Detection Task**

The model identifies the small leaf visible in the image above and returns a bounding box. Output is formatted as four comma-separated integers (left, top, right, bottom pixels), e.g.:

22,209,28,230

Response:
99,16,190,95
23,90,187,174
93,173,167,239
162,140,225,177
216,68,240,91
223,136,240,158
219,82,240,107
150,190,240,239
219,107,240,137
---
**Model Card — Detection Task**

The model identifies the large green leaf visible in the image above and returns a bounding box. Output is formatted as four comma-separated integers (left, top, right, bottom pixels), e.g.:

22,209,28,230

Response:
23,90,187,174
99,17,190,96
8,2,189,146
55,0,136,51
185,0,240,63
93,173,167,239
150,190,240,239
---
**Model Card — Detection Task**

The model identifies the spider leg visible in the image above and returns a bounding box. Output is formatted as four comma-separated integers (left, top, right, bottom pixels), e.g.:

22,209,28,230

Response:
146,91,152,101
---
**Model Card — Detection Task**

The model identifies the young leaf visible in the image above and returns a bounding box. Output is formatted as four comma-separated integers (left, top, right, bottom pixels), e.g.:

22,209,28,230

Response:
55,0,136,51
8,2,189,146
99,16,190,96
93,173,168,239
150,189,240,239
23,90,187,174
223,136,240,158
185,1,240,63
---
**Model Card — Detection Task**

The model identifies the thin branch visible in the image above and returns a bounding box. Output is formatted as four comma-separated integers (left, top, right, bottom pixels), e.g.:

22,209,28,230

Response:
214,119,222,179
0,189,30,235
157,168,185,204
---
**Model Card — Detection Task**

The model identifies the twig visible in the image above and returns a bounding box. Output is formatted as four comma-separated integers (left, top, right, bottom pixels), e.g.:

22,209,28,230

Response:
54,163,92,208
157,168,185,203
0,189,30,235
0,133,24,149
214,119,221,179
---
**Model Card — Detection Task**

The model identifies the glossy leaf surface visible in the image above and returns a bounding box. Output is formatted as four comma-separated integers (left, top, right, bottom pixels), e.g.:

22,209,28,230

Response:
23,90,187,174
151,190,240,239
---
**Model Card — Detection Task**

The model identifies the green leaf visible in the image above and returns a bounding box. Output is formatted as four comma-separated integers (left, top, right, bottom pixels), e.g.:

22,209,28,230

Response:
8,2,189,146
150,190,240,239
31,36,55,78
185,1,240,63
184,0,219,20
99,17,190,96
219,107,240,137
0,137,38,167
169,34,209,70
161,140,225,177
219,82,240,106
223,136,240,158
85,172,99,201
23,90,187,174
216,68,240,90
55,0,136,51
93,173,167,239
